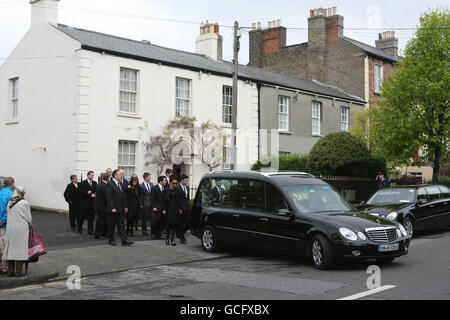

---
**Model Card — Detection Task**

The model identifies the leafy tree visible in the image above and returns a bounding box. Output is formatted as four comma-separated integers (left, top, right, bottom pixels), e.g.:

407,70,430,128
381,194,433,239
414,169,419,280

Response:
349,109,377,153
370,9,450,183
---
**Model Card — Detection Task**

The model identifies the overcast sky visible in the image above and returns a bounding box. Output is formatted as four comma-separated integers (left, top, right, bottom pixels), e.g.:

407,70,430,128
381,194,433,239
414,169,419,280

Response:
0,0,448,64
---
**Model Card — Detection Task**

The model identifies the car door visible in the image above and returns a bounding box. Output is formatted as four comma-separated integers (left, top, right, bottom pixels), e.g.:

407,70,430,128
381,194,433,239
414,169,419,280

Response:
255,183,307,253
209,178,264,246
437,186,450,226
424,186,445,228
410,187,434,231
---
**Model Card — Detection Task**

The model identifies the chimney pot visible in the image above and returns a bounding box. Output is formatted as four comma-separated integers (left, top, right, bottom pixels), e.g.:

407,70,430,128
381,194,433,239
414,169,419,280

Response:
257,22,262,29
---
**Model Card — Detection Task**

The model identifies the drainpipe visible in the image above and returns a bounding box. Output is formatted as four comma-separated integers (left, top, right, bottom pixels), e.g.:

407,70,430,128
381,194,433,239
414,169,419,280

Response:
257,82,262,160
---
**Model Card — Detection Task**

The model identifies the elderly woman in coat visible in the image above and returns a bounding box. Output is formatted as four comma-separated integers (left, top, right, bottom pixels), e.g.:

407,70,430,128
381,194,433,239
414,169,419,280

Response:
4,187,32,277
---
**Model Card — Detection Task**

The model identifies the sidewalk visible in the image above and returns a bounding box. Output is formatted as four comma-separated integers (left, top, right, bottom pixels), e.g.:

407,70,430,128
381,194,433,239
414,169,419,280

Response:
0,210,228,289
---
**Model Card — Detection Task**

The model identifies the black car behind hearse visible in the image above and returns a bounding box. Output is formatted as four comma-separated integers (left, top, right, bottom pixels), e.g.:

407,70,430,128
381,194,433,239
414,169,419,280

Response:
358,185,450,237
190,171,410,270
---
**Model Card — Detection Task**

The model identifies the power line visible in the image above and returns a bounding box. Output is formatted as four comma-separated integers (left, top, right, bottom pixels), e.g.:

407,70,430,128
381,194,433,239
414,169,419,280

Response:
1,0,445,32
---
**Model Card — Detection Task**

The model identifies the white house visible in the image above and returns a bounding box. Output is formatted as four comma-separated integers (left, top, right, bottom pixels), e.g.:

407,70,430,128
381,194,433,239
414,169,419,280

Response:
0,0,365,212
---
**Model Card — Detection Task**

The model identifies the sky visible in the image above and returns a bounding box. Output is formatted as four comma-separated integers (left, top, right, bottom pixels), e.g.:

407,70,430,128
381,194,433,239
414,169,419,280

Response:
0,0,448,65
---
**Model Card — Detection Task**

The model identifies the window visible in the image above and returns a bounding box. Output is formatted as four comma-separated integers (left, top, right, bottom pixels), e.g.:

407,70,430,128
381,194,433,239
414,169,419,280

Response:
120,68,138,113
222,145,232,170
118,141,137,179
10,78,19,119
340,106,349,132
266,184,289,213
374,64,383,94
438,186,450,198
176,77,190,117
278,96,289,131
238,179,264,211
417,188,429,203
425,186,441,201
312,101,321,135
222,86,232,123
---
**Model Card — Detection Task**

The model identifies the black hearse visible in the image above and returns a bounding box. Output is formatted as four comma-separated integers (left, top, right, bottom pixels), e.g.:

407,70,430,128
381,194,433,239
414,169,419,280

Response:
358,185,450,237
190,171,410,270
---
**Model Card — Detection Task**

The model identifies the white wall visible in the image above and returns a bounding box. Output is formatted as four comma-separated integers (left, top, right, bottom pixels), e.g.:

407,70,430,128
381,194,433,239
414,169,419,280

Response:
0,22,80,211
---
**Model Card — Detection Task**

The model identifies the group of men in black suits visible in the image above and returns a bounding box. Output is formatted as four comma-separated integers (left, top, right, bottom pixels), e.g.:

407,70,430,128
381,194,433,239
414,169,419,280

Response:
64,169,133,246
146,169,190,245
63,168,191,246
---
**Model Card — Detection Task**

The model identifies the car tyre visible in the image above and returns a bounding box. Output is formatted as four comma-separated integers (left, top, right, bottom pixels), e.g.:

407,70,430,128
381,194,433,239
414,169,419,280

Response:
201,226,220,253
403,217,414,238
310,234,336,270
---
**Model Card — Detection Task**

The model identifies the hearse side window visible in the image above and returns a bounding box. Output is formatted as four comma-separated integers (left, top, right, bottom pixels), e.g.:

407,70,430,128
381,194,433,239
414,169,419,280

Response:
238,179,264,211
211,178,238,208
425,186,441,201
266,183,289,213
196,178,213,208
417,188,429,203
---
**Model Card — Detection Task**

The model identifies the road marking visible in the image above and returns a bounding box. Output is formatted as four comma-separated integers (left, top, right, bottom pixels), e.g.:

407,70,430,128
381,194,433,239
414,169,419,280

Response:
0,277,88,295
338,285,396,300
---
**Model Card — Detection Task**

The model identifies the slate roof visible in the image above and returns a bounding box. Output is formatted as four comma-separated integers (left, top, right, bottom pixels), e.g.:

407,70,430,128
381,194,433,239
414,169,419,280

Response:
341,36,398,63
55,24,366,104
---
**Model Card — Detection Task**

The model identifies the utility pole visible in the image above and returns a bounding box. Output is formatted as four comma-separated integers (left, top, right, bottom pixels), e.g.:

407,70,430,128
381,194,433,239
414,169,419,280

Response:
231,21,240,170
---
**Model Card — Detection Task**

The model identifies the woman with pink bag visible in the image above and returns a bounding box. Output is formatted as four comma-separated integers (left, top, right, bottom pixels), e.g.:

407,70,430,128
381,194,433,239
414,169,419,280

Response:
3,187,32,277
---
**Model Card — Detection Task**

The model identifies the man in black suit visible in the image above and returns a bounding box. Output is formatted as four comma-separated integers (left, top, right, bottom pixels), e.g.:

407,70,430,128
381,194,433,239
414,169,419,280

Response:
94,173,109,239
118,169,129,189
176,174,190,244
105,169,133,246
165,169,173,190
78,171,97,234
150,176,168,240
64,175,80,232
139,172,153,236
211,179,226,204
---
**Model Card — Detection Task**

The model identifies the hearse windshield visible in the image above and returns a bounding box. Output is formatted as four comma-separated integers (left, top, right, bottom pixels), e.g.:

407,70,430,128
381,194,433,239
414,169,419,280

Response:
282,185,353,214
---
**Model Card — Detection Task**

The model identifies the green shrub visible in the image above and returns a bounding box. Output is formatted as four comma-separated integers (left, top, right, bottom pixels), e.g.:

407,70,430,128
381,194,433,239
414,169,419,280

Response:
251,154,312,173
308,132,374,177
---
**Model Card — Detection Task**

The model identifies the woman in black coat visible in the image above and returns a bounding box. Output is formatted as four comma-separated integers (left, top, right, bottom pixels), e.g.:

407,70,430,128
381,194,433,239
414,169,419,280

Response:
165,177,182,246
126,177,141,237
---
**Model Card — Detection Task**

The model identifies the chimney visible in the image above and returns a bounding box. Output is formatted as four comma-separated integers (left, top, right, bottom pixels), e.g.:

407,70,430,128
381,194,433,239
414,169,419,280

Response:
249,19,286,67
325,7,343,44
376,31,399,57
196,22,223,60
308,7,327,48
308,7,343,47
30,0,60,26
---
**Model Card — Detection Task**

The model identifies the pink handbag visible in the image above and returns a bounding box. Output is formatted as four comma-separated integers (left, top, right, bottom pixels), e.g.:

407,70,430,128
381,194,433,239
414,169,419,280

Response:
28,227,47,262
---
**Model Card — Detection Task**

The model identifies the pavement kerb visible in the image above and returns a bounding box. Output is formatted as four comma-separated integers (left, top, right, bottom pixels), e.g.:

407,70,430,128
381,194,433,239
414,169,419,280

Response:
0,272,60,290
0,254,237,291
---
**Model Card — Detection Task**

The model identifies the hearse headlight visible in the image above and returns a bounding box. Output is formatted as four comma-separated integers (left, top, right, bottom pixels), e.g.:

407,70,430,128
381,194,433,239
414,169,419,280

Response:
399,224,408,237
357,232,367,241
387,212,398,220
339,228,358,241
396,229,402,238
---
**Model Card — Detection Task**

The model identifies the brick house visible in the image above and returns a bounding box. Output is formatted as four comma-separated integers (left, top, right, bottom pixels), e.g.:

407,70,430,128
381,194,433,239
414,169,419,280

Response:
249,7,398,109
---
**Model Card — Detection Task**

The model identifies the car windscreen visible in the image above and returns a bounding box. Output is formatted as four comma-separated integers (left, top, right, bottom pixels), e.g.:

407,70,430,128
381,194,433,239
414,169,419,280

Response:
366,188,415,205
282,185,353,214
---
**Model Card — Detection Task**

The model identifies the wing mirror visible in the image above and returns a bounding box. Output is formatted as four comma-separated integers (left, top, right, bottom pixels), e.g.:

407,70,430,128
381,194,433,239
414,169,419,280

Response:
277,209,294,217
360,201,366,206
